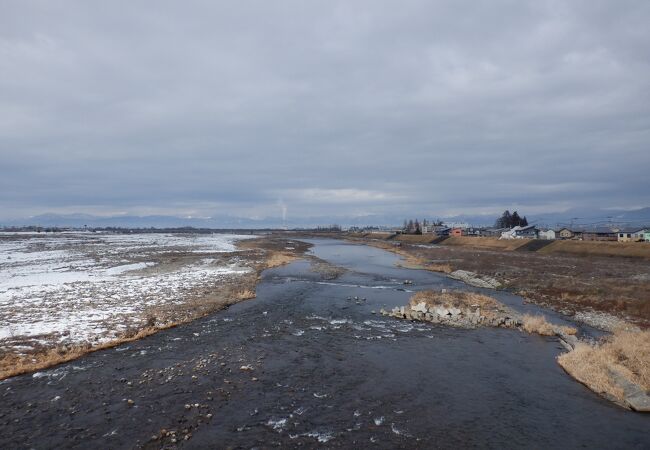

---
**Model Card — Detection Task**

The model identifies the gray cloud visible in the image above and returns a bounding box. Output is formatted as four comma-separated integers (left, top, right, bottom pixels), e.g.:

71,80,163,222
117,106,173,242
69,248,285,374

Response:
1,0,649,221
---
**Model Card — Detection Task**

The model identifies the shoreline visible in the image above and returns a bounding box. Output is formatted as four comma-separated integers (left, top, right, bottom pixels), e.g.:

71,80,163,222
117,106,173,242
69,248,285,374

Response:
0,235,311,380
340,233,649,332
382,288,649,412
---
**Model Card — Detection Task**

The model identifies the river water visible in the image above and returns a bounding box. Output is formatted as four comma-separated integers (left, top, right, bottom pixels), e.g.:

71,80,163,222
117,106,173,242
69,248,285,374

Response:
1,238,648,449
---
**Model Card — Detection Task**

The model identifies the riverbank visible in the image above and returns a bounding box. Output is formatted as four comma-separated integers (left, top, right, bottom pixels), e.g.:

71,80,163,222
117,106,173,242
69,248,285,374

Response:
0,234,310,380
2,238,649,448
383,289,650,411
340,233,650,330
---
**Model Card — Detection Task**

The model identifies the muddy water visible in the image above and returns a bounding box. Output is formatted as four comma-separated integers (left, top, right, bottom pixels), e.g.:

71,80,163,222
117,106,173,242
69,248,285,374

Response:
1,239,648,449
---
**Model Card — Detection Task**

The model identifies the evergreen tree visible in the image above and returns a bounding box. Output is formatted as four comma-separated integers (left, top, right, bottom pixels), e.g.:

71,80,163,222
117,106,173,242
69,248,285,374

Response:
414,219,422,235
495,210,516,228
511,211,521,227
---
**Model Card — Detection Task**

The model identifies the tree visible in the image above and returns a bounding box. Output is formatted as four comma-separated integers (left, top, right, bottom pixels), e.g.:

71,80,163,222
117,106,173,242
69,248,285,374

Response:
495,210,512,228
511,211,521,227
414,219,422,235
495,209,528,228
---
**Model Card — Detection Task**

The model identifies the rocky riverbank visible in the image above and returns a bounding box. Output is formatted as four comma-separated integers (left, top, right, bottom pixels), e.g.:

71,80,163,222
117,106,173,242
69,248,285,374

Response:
383,289,650,413
346,234,650,330
558,329,650,412
381,290,520,329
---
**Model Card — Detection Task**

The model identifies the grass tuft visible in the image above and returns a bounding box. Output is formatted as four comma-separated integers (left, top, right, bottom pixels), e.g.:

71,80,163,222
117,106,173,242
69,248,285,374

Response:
521,314,577,336
558,329,650,404
266,252,296,268
235,289,256,300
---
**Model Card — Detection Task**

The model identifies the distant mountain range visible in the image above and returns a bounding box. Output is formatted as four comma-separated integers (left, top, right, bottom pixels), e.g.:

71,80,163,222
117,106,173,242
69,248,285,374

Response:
2,207,649,229
526,207,650,229
418,207,650,229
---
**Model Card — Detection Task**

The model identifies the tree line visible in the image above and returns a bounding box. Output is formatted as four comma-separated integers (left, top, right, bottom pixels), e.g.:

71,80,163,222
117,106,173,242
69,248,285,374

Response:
494,210,528,228
402,218,443,234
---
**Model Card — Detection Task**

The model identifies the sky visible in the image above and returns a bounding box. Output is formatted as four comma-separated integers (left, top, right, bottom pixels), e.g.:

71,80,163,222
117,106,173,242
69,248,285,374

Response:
1,0,649,222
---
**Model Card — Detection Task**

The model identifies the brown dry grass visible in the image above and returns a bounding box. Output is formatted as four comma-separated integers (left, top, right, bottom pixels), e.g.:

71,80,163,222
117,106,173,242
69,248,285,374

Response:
540,240,650,259
265,252,297,268
522,314,577,336
442,236,529,251
522,314,556,335
410,290,502,310
235,289,256,300
422,263,453,273
349,232,394,240
398,254,453,273
557,329,650,404
393,234,437,244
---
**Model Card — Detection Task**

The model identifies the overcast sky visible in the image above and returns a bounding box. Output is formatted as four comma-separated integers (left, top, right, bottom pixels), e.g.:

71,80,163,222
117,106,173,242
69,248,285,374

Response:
1,0,649,221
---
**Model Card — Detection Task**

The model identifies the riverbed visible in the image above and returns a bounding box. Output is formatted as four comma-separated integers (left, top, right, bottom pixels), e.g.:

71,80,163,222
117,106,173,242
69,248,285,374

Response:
0,238,648,448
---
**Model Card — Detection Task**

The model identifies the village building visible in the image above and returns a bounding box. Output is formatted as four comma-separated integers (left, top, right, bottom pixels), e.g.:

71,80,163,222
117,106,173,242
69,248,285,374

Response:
500,225,539,239
557,228,573,239
538,229,556,240
481,227,509,237
618,228,646,242
431,226,450,236
581,227,618,241
443,222,469,230
463,227,482,237
450,228,463,237
514,224,539,239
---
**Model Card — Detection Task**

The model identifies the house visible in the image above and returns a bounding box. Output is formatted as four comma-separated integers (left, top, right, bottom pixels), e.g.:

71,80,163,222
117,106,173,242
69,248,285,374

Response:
557,228,573,239
538,229,556,240
443,222,469,229
513,224,539,239
582,227,618,241
633,229,647,241
618,228,646,242
450,228,463,237
644,230,650,242
618,230,633,242
431,226,450,236
463,227,482,237
481,227,509,237
501,225,539,239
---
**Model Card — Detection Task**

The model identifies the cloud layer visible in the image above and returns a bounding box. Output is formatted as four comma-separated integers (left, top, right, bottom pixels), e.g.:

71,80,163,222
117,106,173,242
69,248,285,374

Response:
1,1,649,221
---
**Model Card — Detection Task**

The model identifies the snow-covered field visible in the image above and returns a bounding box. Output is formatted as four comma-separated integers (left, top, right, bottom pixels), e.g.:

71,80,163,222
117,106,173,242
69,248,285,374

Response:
0,232,255,353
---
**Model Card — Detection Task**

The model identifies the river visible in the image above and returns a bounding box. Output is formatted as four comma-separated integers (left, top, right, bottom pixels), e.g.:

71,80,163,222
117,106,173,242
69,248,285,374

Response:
1,238,648,449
